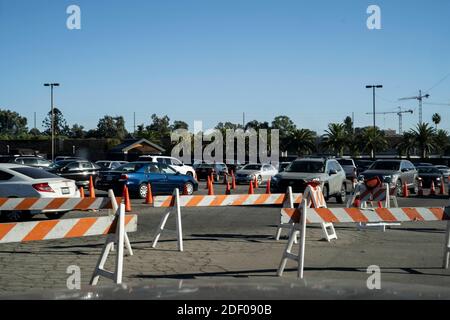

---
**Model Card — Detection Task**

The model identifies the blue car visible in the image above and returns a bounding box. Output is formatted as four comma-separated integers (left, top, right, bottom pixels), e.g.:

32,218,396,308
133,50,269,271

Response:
96,161,198,198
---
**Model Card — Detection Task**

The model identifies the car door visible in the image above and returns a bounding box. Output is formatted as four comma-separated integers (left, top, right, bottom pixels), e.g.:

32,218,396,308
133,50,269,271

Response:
145,163,169,194
327,161,339,194
158,163,181,192
63,162,82,181
261,165,271,181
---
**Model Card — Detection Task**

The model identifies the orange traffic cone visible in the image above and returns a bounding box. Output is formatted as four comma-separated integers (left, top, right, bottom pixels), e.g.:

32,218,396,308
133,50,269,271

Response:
225,181,231,195
89,176,96,198
208,177,215,195
439,179,446,195
248,180,254,194
353,197,361,208
265,178,271,194
377,201,383,208
254,177,259,189
402,182,409,198
418,180,424,197
122,184,131,212
144,183,153,205
223,173,228,185
231,172,236,190
430,180,436,196
205,176,210,189
79,186,85,198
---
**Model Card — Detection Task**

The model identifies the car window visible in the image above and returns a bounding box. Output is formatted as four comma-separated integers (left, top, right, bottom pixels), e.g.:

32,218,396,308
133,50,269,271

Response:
337,159,354,166
117,163,146,172
81,162,93,169
146,163,161,173
327,161,336,172
11,167,60,179
171,158,182,166
332,161,343,172
286,161,325,173
243,164,262,170
67,162,80,169
22,158,38,165
0,170,13,180
159,163,177,174
14,158,24,164
370,161,400,171
37,159,50,165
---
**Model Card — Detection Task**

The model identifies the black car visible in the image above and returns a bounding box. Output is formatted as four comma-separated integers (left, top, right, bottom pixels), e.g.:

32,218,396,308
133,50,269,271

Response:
195,162,228,181
417,166,444,188
354,160,374,176
46,160,100,187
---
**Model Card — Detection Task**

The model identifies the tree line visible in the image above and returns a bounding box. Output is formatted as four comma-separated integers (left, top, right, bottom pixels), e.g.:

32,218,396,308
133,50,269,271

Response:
0,107,449,159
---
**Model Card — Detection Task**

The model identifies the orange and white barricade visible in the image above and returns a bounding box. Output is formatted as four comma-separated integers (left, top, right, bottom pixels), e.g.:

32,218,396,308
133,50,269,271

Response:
0,201,137,285
346,181,399,231
152,189,303,251
278,201,450,279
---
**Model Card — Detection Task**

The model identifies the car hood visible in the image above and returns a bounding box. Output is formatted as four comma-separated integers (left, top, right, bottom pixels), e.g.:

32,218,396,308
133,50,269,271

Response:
276,172,328,180
360,170,399,176
236,169,260,175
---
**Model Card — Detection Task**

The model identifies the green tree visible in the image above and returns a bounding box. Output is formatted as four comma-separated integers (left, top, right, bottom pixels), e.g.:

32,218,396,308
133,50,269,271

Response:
397,131,415,158
271,115,297,153
343,116,353,135
244,120,270,131
410,122,436,159
432,113,441,130
95,116,127,139
321,123,347,156
69,123,86,139
289,128,316,156
0,109,28,137
360,127,388,158
434,129,450,157
42,108,69,136
171,120,189,130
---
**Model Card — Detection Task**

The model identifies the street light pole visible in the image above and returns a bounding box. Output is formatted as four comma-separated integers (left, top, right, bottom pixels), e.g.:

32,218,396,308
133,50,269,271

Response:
44,83,60,162
366,85,383,130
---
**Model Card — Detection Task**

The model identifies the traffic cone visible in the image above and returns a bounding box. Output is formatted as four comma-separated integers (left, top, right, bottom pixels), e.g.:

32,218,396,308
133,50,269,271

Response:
430,180,436,196
225,181,231,195
418,180,424,196
402,182,409,198
377,201,383,208
223,173,228,185
231,172,236,190
79,186,85,198
205,176,210,189
353,197,361,208
122,184,131,212
248,180,254,194
144,183,153,205
88,176,96,198
254,177,259,189
265,178,271,194
439,178,446,195
208,177,215,195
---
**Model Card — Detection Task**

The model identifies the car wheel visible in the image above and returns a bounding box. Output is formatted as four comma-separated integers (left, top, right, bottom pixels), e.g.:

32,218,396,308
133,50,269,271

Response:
336,183,346,204
138,183,148,199
45,212,67,219
396,179,403,197
183,182,194,195
322,184,329,201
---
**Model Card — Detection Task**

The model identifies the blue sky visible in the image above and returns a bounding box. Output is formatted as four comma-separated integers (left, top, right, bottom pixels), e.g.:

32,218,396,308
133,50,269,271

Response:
1,0,450,134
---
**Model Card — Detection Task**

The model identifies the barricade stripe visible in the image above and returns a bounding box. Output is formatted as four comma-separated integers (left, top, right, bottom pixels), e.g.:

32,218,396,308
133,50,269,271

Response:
185,196,203,207
387,208,411,221
85,217,114,236
254,194,271,205
315,208,339,223
231,195,250,206
65,217,98,238
0,198,22,211
430,208,447,220
0,198,9,207
29,198,53,210
74,198,98,210
402,208,424,221
1,222,39,243
44,219,80,239
14,198,40,211
327,208,354,223
104,215,135,234
160,197,173,207
22,220,60,242
344,208,369,223
210,195,227,206
44,198,69,210
415,208,439,221
281,208,299,223
375,208,397,221
0,223,16,241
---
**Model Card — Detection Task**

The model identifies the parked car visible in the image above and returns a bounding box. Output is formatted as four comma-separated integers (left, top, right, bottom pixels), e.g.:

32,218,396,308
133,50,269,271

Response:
417,166,444,188
278,162,292,173
354,160,374,176
46,160,100,187
413,162,433,167
235,163,278,185
359,159,418,196
0,164,79,221
270,158,347,203
435,165,450,182
2,156,52,168
95,160,128,171
336,158,357,180
226,163,245,174
195,162,228,181
138,155,195,176
54,156,85,162
96,161,198,198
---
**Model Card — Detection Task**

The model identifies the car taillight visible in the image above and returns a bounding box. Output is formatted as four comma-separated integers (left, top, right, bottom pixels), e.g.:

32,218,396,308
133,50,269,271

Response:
33,183,55,193
120,174,129,180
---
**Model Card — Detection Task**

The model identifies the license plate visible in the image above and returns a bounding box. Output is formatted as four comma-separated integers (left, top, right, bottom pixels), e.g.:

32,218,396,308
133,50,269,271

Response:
61,187,70,195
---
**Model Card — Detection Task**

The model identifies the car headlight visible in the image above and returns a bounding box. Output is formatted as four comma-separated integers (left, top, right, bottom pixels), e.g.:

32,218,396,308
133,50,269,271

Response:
437,177,441,181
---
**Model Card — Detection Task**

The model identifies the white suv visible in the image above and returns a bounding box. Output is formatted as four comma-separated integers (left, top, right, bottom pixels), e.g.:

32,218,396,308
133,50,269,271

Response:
138,156,196,177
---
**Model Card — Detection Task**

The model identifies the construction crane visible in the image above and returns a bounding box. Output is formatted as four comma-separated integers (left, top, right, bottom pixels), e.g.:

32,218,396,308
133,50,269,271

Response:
398,90,430,124
424,101,450,106
366,108,414,134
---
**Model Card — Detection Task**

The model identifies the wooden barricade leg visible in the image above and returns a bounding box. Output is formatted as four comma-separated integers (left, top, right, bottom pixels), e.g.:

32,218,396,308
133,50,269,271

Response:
275,187,296,242
90,203,126,286
298,200,307,279
443,220,450,269
152,188,183,252
108,189,133,256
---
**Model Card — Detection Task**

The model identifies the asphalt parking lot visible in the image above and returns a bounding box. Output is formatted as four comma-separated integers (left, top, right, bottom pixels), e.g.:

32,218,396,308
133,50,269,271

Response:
0,181,449,298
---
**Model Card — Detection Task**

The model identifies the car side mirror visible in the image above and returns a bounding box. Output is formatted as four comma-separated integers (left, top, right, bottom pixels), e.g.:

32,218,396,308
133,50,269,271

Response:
401,168,408,172
329,169,337,175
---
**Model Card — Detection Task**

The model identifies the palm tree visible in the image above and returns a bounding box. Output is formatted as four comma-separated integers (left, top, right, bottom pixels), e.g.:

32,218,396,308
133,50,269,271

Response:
432,113,441,130
360,127,388,158
397,131,415,158
321,123,347,156
289,128,316,156
410,123,436,159
434,129,450,157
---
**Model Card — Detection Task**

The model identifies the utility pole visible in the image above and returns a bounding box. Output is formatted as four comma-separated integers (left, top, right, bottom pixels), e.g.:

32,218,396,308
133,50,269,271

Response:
44,83,60,162
242,112,245,128
34,112,36,129
366,85,383,130
133,112,136,135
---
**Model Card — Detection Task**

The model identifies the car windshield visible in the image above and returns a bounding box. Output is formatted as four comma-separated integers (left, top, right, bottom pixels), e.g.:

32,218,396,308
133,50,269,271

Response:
116,163,147,172
337,159,353,166
285,161,325,173
48,160,74,169
11,167,61,179
369,161,400,171
242,164,262,170
197,164,214,168
96,162,110,168
418,167,440,174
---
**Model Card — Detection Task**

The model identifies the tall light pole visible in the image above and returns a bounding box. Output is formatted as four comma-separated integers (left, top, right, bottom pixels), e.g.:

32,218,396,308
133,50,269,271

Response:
44,83,60,162
366,85,383,130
